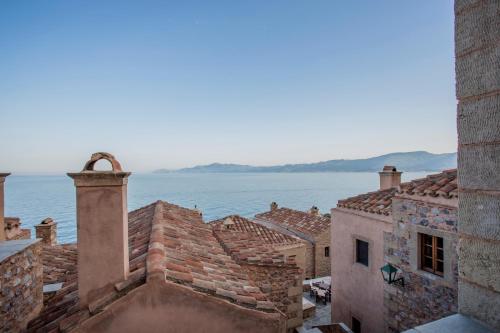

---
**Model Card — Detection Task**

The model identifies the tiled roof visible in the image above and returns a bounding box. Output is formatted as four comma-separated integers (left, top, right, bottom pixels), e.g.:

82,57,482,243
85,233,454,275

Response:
399,169,458,198
153,202,274,310
28,203,156,332
337,188,396,215
255,208,331,238
337,169,458,215
28,201,275,332
210,215,301,266
41,244,77,286
210,215,302,246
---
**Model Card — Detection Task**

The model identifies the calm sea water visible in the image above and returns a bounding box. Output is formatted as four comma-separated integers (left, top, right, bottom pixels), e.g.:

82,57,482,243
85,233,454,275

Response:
4,172,427,243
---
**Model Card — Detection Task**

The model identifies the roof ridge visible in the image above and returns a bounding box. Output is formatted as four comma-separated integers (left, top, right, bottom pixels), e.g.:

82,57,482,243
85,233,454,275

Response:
146,201,166,282
211,214,303,245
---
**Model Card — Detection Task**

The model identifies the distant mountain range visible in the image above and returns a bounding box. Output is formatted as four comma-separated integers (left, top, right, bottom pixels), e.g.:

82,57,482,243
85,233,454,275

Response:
154,151,457,174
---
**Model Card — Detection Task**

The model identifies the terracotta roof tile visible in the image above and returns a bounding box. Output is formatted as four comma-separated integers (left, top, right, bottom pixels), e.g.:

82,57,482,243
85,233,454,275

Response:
399,169,458,198
150,203,274,311
337,169,458,215
29,200,277,332
210,215,302,246
210,215,302,267
254,208,330,238
28,202,156,332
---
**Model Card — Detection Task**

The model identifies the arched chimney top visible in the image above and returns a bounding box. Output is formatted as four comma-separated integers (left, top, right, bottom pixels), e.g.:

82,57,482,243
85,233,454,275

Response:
382,166,397,172
82,152,123,172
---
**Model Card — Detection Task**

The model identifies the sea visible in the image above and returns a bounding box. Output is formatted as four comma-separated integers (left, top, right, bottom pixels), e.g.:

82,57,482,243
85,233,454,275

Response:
4,172,428,243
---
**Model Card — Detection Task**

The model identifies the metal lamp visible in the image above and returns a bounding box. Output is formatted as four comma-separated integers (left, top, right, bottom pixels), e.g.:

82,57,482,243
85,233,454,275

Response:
380,263,404,287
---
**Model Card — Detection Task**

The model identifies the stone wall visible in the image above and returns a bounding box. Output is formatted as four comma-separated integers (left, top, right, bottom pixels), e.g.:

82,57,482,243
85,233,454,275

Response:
305,242,315,279
276,242,307,282
455,0,500,330
314,227,331,278
383,196,458,332
0,239,43,332
243,263,303,330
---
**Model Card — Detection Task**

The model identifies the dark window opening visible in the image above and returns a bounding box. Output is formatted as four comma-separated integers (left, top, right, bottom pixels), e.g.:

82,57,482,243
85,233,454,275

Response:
420,233,444,276
352,317,361,333
325,246,330,257
356,239,369,266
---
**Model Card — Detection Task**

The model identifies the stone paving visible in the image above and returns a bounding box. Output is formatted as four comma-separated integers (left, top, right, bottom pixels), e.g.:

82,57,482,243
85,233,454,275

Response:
302,291,331,330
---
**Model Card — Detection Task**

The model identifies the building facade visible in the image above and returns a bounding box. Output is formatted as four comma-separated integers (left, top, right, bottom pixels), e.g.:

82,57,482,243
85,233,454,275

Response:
331,167,459,333
331,168,399,333
255,204,331,279
383,170,458,332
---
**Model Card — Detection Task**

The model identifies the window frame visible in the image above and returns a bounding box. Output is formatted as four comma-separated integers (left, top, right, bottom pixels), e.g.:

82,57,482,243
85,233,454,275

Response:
324,246,330,257
419,233,444,276
355,239,369,267
351,316,361,333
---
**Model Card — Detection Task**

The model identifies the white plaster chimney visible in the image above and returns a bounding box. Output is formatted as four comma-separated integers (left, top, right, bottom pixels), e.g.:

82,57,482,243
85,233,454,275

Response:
68,153,130,306
379,166,402,190
0,173,10,241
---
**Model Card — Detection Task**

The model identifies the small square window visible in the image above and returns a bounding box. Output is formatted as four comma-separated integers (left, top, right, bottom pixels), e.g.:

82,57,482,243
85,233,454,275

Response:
352,317,361,333
356,239,369,266
419,233,444,276
324,246,330,257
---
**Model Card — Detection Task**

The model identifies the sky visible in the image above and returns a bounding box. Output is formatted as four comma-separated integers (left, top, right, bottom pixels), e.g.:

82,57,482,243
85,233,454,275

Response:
0,1,457,173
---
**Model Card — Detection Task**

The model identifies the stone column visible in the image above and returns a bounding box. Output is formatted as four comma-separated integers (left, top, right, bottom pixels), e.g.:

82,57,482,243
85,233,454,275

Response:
68,153,131,306
0,173,10,241
455,0,500,329
35,218,57,246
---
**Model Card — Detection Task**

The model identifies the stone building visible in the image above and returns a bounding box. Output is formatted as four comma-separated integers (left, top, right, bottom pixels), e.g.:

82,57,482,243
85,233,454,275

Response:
383,169,458,332
331,167,459,333
255,204,331,279
1,153,289,333
406,1,500,332
210,215,305,329
0,173,44,332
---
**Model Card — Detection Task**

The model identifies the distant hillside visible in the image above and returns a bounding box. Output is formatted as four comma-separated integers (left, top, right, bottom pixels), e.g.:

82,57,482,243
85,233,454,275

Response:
154,151,457,173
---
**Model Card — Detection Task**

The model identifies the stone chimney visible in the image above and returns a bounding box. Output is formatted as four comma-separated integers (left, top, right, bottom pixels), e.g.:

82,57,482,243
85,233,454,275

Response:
379,166,402,190
270,202,278,211
35,218,57,246
68,152,131,306
309,206,320,216
223,217,235,230
0,173,10,241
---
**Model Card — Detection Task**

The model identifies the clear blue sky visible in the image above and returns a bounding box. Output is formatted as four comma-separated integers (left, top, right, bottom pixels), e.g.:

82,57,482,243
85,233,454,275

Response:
0,1,456,173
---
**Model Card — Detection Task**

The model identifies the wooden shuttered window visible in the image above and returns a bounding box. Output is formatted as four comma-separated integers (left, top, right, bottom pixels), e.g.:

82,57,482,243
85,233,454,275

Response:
420,233,444,276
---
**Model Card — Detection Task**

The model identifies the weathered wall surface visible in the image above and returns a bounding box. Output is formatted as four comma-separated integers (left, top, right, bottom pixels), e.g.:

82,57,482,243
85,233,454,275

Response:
331,208,392,333
77,281,286,333
244,263,303,329
314,227,331,278
383,197,458,332
305,242,315,279
0,240,43,332
276,242,307,282
455,0,500,330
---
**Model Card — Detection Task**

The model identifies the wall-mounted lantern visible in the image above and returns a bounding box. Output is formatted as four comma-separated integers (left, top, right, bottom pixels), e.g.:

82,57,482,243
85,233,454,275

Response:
380,263,404,287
